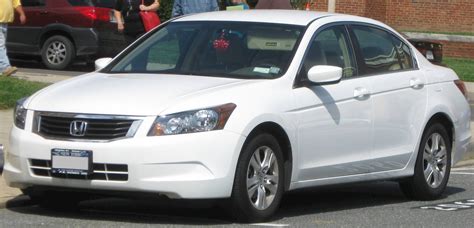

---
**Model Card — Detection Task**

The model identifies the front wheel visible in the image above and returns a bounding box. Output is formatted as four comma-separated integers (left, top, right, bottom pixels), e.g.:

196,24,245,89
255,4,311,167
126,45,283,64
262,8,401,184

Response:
399,123,451,200
230,133,285,222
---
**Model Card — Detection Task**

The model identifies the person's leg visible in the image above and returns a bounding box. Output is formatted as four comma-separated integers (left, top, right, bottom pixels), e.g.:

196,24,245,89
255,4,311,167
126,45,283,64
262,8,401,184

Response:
0,24,11,72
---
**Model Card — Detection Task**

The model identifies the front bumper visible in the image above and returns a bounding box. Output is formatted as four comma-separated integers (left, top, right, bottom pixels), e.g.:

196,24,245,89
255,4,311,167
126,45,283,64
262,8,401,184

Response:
3,125,245,199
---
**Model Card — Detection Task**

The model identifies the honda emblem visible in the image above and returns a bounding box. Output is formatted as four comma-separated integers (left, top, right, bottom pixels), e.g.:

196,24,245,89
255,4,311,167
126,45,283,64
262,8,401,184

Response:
70,120,88,137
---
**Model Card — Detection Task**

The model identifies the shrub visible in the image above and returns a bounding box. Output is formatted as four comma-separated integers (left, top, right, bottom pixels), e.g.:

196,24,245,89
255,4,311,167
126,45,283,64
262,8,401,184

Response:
158,0,173,21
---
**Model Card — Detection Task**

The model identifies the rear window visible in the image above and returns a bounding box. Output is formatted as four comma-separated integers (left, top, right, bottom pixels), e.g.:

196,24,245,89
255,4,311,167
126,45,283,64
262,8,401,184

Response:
21,0,46,7
67,0,115,8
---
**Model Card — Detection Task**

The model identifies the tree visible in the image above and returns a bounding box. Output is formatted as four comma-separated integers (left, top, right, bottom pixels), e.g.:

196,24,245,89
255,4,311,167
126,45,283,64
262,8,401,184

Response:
158,0,174,21
290,0,309,10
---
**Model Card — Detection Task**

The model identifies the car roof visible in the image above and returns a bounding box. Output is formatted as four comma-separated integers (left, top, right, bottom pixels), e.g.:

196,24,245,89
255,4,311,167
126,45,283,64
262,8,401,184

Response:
174,10,340,26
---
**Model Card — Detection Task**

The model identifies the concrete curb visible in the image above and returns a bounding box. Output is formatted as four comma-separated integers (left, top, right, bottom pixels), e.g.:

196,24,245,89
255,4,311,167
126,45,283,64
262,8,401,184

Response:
0,176,21,206
12,71,73,84
405,32,474,43
454,159,474,168
464,81,474,93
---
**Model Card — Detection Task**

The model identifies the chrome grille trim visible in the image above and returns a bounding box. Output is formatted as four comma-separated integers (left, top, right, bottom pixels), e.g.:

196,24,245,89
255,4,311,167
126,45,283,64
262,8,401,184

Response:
33,111,144,142
29,159,129,182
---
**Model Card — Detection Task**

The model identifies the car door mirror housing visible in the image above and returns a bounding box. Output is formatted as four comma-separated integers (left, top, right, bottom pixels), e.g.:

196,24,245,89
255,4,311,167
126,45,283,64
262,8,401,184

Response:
95,57,113,71
307,65,343,85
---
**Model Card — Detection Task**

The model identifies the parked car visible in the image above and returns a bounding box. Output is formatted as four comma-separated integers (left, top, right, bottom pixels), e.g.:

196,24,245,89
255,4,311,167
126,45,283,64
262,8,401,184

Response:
408,39,443,65
4,10,471,222
7,0,125,70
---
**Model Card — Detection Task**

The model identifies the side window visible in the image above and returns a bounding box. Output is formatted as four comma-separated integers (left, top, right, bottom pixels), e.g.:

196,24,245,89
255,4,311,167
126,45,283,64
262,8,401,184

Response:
21,0,46,7
352,25,405,75
391,36,414,70
302,25,356,79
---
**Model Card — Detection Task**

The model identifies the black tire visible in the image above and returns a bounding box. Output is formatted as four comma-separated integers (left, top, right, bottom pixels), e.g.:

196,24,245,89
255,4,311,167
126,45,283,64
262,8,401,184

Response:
399,123,452,200
41,35,75,70
230,133,285,222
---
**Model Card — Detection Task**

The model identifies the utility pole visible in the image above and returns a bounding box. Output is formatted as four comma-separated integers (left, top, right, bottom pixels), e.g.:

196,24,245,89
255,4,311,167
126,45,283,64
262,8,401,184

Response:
328,0,336,12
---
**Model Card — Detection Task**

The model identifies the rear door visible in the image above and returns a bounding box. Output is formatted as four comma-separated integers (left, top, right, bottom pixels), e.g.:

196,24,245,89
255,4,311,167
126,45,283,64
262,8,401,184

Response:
7,0,50,54
349,25,427,172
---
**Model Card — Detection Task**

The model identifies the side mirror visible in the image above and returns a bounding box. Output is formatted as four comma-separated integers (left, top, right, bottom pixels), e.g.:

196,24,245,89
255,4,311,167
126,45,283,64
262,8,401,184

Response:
95,57,113,71
307,65,343,85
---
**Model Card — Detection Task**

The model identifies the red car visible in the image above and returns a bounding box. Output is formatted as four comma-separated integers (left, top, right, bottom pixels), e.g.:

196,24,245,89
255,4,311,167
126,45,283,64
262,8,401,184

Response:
7,0,125,70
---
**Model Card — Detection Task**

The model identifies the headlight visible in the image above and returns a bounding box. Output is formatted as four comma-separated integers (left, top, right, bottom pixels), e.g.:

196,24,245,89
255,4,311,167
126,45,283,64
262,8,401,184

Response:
148,103,236,136
13,97,27,130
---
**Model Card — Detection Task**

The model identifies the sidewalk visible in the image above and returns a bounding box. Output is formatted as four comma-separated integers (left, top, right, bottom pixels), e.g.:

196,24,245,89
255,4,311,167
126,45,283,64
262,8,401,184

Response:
0,176,20,208
0,109,19,207
1,72,70,206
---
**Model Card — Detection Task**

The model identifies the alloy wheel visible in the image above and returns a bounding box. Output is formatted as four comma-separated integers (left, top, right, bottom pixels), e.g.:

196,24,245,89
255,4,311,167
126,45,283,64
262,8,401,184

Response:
246,146,279,210
422,133,448,188
46,41,67,65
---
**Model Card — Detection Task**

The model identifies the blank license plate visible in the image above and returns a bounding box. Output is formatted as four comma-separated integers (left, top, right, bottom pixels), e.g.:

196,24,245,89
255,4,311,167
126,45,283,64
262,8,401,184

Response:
51,149,92,176
426,50,434,60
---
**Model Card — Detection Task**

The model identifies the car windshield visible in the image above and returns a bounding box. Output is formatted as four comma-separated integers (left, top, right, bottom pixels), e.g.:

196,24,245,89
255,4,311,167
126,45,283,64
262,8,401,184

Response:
105,21,304,79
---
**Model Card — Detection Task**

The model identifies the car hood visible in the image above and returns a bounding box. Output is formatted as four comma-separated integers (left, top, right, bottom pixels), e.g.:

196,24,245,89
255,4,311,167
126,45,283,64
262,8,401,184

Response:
27,73,252,116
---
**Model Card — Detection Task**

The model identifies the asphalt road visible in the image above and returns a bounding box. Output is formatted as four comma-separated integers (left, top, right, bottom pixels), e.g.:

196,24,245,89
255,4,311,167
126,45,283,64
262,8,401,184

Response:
1,166,473,227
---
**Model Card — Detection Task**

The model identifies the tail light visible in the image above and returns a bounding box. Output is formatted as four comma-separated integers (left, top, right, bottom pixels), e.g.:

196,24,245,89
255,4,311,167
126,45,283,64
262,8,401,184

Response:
454,80,468,99
74,7,111,22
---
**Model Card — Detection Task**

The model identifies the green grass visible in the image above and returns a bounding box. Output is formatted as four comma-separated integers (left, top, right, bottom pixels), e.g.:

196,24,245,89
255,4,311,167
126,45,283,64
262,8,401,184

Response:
0,76,49,109
444,58,474,82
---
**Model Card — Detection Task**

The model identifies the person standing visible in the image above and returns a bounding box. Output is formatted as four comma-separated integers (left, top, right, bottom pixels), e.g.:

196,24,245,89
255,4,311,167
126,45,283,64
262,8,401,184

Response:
114,0,160,45
226,0,250,10
246,0,258,9
0,0,26,76
255,0,292,9
172,0,219,17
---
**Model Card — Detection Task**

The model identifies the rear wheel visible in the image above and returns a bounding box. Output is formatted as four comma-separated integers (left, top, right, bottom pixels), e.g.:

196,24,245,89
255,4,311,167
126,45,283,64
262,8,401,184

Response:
41,35,75,70
399,123,451,200
230,133,284,222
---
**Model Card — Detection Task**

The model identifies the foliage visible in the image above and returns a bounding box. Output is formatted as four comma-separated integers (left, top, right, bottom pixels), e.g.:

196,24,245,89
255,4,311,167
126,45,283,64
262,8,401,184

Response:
290,0,308,10
158,0,174,22
444,57,474,82
0,77,49,109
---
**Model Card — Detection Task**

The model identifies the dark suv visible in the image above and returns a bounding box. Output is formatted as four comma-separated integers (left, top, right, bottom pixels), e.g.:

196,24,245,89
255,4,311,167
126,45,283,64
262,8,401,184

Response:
7,0,126,70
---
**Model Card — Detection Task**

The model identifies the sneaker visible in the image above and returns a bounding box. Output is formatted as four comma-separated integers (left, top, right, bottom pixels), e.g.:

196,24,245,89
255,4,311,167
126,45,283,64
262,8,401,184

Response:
2,66,18,76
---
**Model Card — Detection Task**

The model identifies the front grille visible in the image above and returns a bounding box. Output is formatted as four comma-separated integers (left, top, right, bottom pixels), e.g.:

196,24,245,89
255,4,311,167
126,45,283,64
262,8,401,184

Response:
29,159,129,181
34,112,142,141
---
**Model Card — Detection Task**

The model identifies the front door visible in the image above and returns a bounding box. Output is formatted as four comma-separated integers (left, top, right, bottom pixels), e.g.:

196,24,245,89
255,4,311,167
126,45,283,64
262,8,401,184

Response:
293,25,373,182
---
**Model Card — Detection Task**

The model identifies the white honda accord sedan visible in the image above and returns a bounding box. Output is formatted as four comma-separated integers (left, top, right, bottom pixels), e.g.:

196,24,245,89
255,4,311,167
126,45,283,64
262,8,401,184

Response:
4,10,471,221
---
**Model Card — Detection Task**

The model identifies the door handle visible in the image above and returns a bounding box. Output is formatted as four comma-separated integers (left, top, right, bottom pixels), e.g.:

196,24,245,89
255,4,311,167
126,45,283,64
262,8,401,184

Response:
354,87,370,99
410,78,424,89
